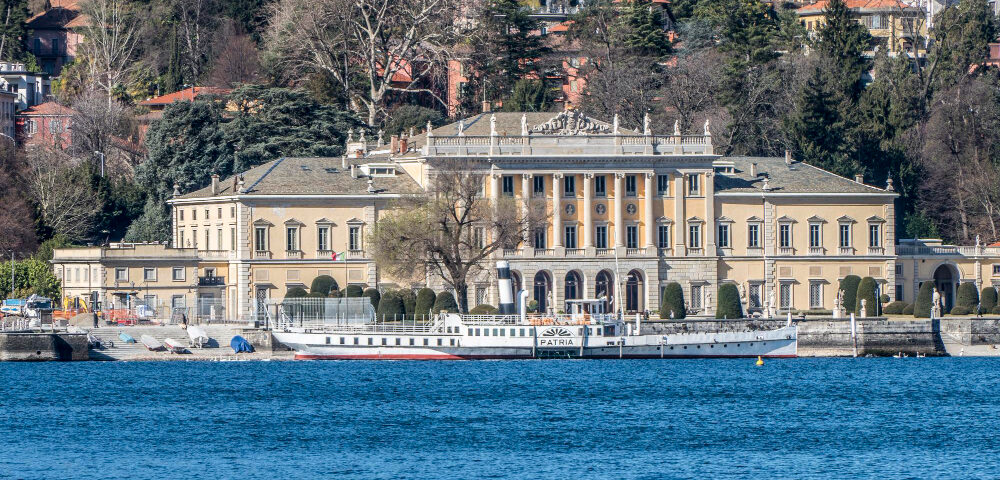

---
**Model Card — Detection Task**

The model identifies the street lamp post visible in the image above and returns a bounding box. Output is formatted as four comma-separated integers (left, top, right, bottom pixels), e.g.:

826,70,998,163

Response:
94,151,105,178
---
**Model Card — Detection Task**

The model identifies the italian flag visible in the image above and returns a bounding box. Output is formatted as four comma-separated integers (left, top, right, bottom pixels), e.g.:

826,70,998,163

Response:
331,251,345,261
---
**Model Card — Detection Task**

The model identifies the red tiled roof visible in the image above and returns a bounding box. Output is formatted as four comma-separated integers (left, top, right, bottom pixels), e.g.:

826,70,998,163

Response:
18,101,76,116
548,21,573,33
138,86,231,106
26,1,84,29
797,0,912,13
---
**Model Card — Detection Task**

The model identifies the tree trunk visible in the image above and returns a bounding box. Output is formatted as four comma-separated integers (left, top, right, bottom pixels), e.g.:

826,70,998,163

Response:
455,283,469,314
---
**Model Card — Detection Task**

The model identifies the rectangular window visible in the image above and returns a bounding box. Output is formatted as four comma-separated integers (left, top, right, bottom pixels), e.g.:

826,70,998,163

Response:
231,206,236,218
230,228,236,251
501,175,514,196
474,226,486,249
657,174,670,195
895,284,903,301
533,176,544,196
839,224,851,248
286,227,298,251
254,227,267,251
564,225,577,249
563,175,576,197
595,225,608,249
809,282,822,309
895,264,903,275
594,175,606,197
534,227,547,248
688,224,701,248
217,207,222,219
179,210,184,221
179,231,185,248
318,226,330,251
691,285,703,310
217,229,223,250
172,267,185,281
780,283,791,309
205,230,210,250
779,224,791,248
718,224,730,248
475,284,488,306
748,224,760,248
993,264,1000,276
749,283,762,308
626,225,638,249
349,226,361,251
869,224,881,247
657,225,670,249
809,224,821,248
687,174,700,196
625,175,637,196
115,268,128,282
143,268,156,282
192,229,197,248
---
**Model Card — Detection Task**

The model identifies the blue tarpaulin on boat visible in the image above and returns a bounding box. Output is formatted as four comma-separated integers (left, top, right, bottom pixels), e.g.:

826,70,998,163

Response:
230,336,254,353
118,332,136,343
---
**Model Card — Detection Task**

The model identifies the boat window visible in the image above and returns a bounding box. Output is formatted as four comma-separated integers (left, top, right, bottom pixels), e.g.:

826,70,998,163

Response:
354,337,359,345
475,328,480,336
396,338,401,345
493,328,499,336
410,338,415,345
510,328,515,336
437,339,442,346
450,339,455,346
326,337,330,345
468,328,473,336
484,329,489,336
499,329,505,336
520,328,525,336
368,338,373,345
381,338,387,346
340,337,345,345
423,338,429,346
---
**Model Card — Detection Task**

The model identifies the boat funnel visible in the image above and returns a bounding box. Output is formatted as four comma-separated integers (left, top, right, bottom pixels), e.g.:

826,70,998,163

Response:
496,260,515,314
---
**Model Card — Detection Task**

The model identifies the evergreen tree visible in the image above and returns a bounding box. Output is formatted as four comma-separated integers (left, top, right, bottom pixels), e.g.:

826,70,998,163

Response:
981,287,998,312
414,288,436,318
376,290,406,320
344,285,364,298
931,0,999,91
432,291,459,314
659,282,686,319
363,288,381,310
914,281,934,318
285,287,308,298
502,78,554,113
839,275,862,313
622,0,672,58
465,0,550,110
310,275,338,296
956,282,979,310
855,277,877,315
716,283,743,319
785,64,859,177
0,0,35,65
164,25,183,94
815,0,871,99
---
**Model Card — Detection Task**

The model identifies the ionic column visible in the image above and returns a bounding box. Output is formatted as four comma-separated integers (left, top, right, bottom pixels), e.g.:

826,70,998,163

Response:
675,173,685,253
583,173,593,248
552,173,563,247
644,172,655,248
490,173,500,202
614,173,624,247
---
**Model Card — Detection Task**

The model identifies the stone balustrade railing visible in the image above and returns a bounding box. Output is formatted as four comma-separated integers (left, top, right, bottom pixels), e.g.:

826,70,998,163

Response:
423,133,714,157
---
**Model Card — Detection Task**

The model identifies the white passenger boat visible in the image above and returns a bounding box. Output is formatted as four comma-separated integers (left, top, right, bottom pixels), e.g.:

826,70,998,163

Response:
272,263,797,360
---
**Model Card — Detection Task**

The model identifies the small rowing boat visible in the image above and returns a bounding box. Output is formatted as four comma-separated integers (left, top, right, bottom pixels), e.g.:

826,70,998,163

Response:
141,335,163,351
163,338,187,354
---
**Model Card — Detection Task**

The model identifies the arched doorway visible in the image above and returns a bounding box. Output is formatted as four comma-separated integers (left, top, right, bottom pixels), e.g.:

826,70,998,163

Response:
933,264,958,313
595,270,615,313
533,271,552,313
625,270,644,313
565,271,582,302
511,271,522,296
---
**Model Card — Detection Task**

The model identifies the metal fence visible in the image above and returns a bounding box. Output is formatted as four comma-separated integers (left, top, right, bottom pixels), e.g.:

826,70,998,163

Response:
270,297,375,330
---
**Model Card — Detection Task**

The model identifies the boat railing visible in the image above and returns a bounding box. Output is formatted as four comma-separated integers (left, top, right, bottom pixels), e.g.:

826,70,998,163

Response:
458,313,619,326
276,319,440,333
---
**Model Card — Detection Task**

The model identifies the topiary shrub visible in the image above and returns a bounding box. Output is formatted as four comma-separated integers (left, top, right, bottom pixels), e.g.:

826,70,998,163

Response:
992,304,1000,315
855,277,878,316
310,275,338,296
285,287,308,298
433,291,459,313
306,292,325,298
839,275,862,313
469,304,498,315
981,287,998,312
716,283,743,319
950,305,972,316
398,289,417,317
880,294,890,304
914,281,934,318
660,282,686,319
902,303,914,315
883,301,909,315
956,282,979,310
414,288,436,318
344,284,364,298
328,290,343,298
363,288,381,310
376,290,406,321
526,300,539,313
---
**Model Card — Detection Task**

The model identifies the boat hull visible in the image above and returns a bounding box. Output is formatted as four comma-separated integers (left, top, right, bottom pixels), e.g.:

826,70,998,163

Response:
276,326,797,360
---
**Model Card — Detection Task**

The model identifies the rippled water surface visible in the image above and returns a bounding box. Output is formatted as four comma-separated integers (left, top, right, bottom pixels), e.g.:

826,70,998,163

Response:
2,358,1000,479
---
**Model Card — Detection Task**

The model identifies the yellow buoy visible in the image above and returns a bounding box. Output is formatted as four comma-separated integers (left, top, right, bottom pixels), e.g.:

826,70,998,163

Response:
755,355,764,366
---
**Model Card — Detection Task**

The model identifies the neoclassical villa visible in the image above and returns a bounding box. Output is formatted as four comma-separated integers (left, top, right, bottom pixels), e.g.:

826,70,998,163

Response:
51,109,1000,320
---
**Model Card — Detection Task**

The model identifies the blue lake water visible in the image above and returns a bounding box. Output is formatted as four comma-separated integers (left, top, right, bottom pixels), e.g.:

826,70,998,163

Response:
2,358,999,479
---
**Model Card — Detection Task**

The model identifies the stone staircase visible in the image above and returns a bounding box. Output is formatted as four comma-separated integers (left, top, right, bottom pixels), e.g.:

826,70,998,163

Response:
86,325,249,360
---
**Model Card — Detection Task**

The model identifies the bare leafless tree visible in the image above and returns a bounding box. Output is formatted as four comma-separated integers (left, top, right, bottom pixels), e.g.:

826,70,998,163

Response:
175,0,218,83
78,0,140,104
25,148,101,241
70,90,137,174
0,140,37,255
265,0,456,125
208,22,260,87
369,160,544,312
661,49,725,133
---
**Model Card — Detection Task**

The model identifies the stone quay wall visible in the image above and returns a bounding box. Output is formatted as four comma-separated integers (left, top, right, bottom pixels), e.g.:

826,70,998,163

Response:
0,332,90,361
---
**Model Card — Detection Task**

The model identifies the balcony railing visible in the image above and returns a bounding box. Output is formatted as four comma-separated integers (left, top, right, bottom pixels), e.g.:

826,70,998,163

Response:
253,250,271,259
596,248,612,256
534,248,554,256
747,247,764,256
896,245,998,256
348,249,366,259
657,247,672,257
778,247,794,256
687,247,704,256
198,276,225,287
808,247,825,255
285,250,304,259
317,250,333,259
502,248,523,257
838,247,854,255
868,246,885,255
565,248,584,256
626,248,643,256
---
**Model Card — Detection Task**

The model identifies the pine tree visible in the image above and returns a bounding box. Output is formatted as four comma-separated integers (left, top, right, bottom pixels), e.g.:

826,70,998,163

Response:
502,78,553,113
622,0,672,58
164,25,183,94
816,0,871,99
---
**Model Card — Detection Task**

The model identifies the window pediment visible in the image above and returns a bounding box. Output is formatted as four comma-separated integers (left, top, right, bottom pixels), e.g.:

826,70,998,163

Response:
746,215,764,223
253,219,274,226
687,216,705,224
867,215,886,223
315,218,335,226
656,216,673,224
837,215,856,223
807,215,826,223
284,218,304,226
346,217,365,225
777,215,796,223
716,216,735,224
